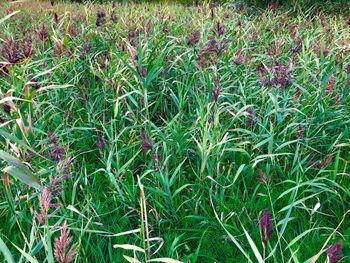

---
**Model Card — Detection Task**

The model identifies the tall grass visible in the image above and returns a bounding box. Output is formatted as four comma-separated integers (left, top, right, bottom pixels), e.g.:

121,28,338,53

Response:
0,0,349,262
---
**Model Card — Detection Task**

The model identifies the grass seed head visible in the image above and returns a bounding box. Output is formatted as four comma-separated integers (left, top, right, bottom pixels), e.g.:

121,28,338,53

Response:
260,209,273,246
38,24,49,42
35,188,60,225
96,10,107,27
2,39,21,64
326,242,343,263
187,30,200,46
54,221,77,263
23,35,34,58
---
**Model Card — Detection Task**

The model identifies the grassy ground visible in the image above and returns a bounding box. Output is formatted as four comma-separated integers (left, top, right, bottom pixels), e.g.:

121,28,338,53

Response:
0,0,350,262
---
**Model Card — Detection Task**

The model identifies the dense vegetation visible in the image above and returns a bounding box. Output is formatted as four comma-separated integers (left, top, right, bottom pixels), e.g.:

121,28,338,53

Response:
0,0,349,262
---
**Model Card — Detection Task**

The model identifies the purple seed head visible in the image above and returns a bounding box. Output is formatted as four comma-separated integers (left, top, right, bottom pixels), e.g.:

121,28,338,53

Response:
257,170,269,185
212,78,221,103
224,11,231,19
68,24,78,38
23,36,34,58
38,24,49,42
48,158,72,196
54,221,77,263
111,11,118,22
3,103,11,114
289,24,299,38
47,132,65,162
317,46,330,58
291,39,302,53
29,78,40,90
96,10,107,27
326,242,343,263
35,188,60,225
201,38,217,55
260,209,273,246
97,136,106,151
258,62,293,90
214,21,226,37
326,77,335,95
257,63,268,76
187,30,200,46
2,39,21,64
233,49,244,65
272,62,292,90
0,64,9,75
140,129,154,152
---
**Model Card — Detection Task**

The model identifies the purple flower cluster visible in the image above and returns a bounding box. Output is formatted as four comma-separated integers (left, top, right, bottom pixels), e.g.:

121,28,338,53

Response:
1,39,21,64
68,24,78,38
48,158,72,196
213,21,226,37
212,78,221,103
296,124,304,139
96,10,107,27
258,62,293,90
35,188,60,225
326,242,343,263
187,30,200,46
54,221,77,263
38,24,49,42
140,129,154,152
197,38,230,68
326,76,335,95
260,209,273,246
126,28,142,49
232,49,244,65
47,132,65,162
23,36,34,58
1,36,34,64
97,135,106,150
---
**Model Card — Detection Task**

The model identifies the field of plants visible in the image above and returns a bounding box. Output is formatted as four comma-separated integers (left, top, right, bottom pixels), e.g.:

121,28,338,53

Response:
0,0,349,262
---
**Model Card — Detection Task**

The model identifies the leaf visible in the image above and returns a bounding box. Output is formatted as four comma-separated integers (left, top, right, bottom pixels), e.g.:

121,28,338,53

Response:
0,150,41,190
38,84,73,92
0,150,27,169
101,229,140,237
148,258,183,263
67,205,87,219
0,129,41,156
11,242,38,263
241,224,264,263
0,97,31,105
0,237,14,263
285,227,331,251
123,255,142,263
210,197,252,262
113,244,145,253
3,166,41,190
0,11,20,25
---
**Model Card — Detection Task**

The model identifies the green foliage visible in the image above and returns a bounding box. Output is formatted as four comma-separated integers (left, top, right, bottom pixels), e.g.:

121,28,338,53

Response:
0,0,349,262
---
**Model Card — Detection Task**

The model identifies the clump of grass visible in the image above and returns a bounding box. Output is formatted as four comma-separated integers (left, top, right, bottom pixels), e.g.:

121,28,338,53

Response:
0,0,349,262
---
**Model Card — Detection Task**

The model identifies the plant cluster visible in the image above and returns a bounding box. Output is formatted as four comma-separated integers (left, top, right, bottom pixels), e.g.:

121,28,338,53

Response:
0,0,349,262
